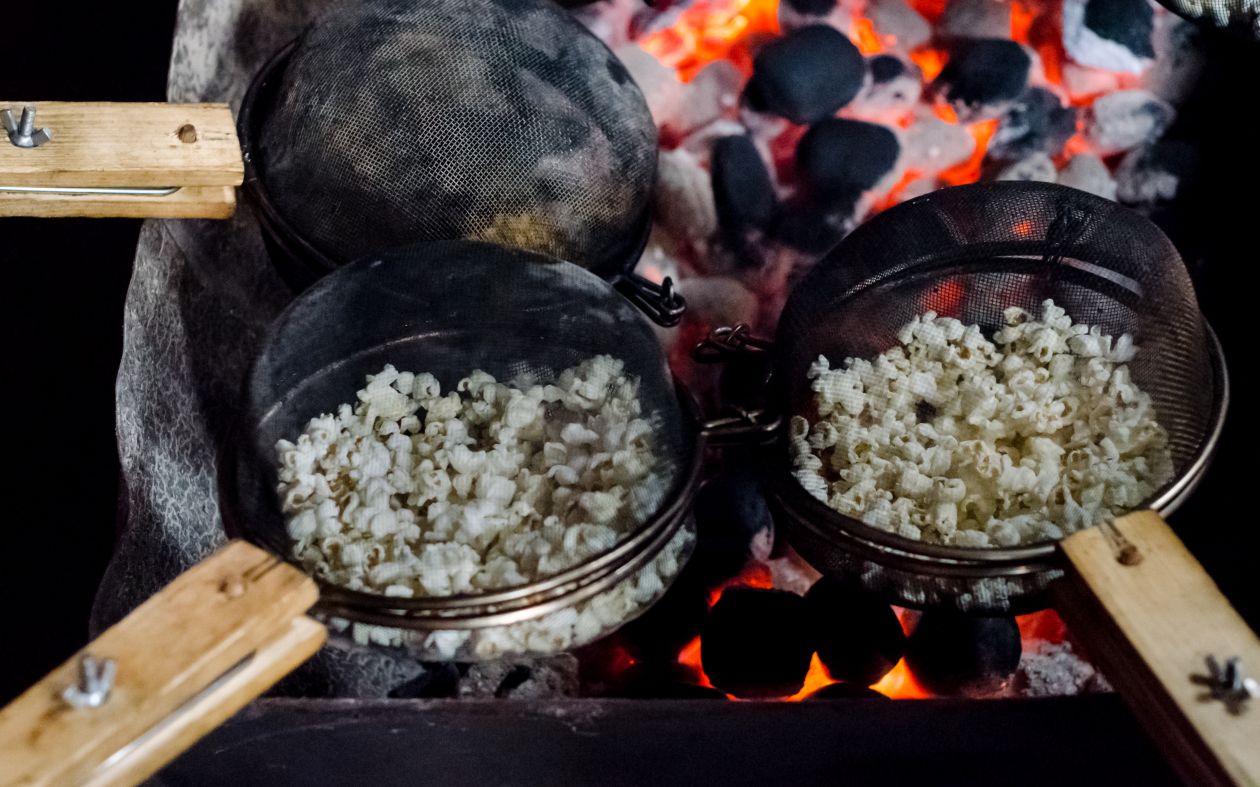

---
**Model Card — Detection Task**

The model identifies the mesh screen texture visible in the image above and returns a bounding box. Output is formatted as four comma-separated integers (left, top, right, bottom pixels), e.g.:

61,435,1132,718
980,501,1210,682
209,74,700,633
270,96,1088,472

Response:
229,240,689,595
254,0,657,277
1155,0,1259,38
778,182,1214,480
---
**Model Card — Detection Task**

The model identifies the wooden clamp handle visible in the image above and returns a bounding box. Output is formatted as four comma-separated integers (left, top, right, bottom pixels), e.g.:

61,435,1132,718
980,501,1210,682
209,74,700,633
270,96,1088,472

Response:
0,102,243,219
1055,510,1260,787
0,541,325,787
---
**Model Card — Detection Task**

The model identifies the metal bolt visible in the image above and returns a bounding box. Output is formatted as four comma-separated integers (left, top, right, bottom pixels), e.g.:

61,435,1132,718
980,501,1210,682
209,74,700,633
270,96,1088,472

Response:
1193,655,1259,715
2,105,53,148
62,654,116,709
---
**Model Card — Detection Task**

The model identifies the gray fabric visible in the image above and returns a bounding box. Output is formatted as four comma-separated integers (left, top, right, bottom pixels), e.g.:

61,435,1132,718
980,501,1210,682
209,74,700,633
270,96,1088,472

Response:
91,0,429,697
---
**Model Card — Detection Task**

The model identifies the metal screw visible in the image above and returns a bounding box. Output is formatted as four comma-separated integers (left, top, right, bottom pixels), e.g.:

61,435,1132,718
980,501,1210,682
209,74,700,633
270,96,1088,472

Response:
2,105,53,148
62,654,116,709
1192,655,1259,715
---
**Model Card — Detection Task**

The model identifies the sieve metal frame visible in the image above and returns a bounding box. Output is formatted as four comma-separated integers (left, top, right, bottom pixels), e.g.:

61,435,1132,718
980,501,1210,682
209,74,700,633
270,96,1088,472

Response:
237,38,666,321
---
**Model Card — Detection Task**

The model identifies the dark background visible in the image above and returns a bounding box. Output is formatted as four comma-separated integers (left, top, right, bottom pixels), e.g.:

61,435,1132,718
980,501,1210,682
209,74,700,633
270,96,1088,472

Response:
1,1,1254,708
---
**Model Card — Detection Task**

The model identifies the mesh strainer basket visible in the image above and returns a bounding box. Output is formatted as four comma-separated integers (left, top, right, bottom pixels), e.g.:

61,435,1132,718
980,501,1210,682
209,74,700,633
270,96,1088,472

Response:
764,182,1228,614
238,0,660,297
220,241,701,660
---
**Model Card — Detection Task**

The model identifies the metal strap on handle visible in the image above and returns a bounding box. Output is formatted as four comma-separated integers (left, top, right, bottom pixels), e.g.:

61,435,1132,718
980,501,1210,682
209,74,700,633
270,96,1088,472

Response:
692,323,774,362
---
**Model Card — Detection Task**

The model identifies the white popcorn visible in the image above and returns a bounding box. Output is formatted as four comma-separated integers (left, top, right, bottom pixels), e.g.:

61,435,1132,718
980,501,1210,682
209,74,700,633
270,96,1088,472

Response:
276,356,663,605
793,300,1173,547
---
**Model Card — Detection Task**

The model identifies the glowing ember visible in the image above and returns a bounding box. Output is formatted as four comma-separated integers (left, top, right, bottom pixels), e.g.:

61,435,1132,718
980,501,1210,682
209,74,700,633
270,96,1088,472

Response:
639,0,780,80
939,118,999,186
853,17,886,55
910,46,949,82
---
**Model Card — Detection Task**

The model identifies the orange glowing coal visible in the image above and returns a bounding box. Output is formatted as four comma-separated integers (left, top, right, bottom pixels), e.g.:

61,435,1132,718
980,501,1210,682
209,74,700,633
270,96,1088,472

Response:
639,0,781,80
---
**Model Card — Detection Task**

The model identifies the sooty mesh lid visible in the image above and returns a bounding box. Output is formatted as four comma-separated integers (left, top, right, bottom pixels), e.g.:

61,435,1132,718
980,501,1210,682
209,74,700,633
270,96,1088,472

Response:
252,0,657,276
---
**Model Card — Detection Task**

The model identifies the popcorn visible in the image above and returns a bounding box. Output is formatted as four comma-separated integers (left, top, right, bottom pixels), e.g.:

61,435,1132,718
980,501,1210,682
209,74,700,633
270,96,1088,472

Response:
277,356,662,599
792,300,1173,547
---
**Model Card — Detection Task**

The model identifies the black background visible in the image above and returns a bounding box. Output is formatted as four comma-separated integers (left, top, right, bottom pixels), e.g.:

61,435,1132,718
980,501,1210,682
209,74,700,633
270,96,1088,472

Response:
0,1,1254,709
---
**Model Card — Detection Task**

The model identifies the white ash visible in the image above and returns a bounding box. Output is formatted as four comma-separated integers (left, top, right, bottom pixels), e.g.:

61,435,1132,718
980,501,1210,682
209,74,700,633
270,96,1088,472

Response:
277,357,663,599
655,148,719,244
997,152,1059,183
1141,14,1205,106
1061,63,1124,103
676,118,748,168
867,0,933,51
898,115,976,176
571,0,639,51
679,275,761,330
1057,153,1117,200
1114,143,1184,205
764,547,823,596
667,60,743,137
613,42,684,126
938,0,1013,40
458,654,580,699
791,300,1174,548
1016,640,1112,696
1085,89,1175,155
1062,0,1153,74
848,60,923,123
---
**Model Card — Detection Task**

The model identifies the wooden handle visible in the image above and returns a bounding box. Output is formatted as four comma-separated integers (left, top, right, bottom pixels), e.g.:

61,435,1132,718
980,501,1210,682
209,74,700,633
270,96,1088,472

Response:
0,541,324,787
0,102,242,218
1055,510,1260,787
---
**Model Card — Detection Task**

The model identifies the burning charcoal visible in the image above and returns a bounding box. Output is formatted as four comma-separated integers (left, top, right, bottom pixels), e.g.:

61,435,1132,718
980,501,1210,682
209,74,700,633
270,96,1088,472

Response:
701,588,814,698
655,148,718,244
805,682,892,700
995,152,1057,183
850,56,922,122
778,0,848,35
680,118,748,168
711,135,777,233
797,118,901,198
669,60,744,137
771,195,860,253
613,43,683,125
805,577,906,685
931,39,1031,120
988,88,1078,162
1085,89,1175,155
693,467,776,583
1057,153,1116,200
867,0,933,52
747,26,865,124
938,0,1013,41
898,115,976,176
905,612,1021,694
1141,15,1205,106
1115,141,1198,207
1062,0,1153,76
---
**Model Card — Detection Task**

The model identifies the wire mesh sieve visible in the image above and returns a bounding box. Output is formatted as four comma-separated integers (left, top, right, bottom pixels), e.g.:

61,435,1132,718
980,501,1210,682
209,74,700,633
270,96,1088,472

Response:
242,0,657,283
768,182,1228,613
222,240,698,631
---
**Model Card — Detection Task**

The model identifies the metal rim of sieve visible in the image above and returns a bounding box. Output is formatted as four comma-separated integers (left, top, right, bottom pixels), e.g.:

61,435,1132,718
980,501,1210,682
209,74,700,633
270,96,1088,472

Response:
237,38,657,299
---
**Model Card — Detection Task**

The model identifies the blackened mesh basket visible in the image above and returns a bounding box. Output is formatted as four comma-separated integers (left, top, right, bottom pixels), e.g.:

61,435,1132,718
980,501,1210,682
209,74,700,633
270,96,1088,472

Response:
243,0,657,281
768,182,1227,613
223,240,698,641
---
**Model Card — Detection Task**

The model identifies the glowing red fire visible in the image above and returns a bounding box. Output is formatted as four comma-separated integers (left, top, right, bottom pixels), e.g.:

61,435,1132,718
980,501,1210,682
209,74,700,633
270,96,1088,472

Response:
674,562,1069,701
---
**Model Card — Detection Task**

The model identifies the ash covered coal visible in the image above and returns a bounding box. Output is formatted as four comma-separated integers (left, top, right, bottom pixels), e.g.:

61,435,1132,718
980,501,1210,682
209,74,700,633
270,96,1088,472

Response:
988,87,1078,162
932,39,1032,119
